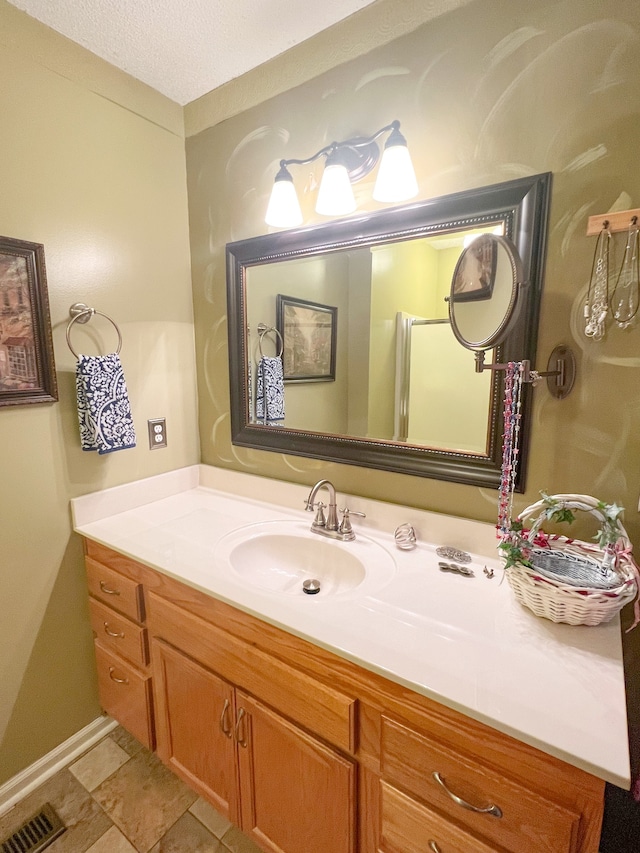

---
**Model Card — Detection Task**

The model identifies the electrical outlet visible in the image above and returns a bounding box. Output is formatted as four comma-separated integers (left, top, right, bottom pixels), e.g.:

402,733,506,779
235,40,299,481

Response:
147,418,167,449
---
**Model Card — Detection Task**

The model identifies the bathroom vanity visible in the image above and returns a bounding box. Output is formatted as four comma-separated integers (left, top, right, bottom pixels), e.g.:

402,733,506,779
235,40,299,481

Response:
72,466,630,853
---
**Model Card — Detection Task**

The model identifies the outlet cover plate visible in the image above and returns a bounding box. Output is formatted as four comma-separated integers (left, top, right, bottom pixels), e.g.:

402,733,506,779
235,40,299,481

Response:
148,418,167,449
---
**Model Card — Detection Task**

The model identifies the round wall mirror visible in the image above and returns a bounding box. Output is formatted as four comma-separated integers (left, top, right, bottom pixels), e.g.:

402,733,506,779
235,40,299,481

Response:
448,234,524,351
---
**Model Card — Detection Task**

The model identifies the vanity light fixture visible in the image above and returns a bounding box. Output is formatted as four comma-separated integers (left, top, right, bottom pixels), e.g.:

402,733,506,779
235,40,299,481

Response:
265,120,418,228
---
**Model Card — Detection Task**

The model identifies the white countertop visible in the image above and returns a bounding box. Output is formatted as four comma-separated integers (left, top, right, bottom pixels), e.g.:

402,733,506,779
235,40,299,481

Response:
71,465,631,788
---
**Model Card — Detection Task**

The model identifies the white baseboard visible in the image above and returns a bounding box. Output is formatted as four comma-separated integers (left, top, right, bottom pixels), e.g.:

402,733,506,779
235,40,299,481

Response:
0,715,117,817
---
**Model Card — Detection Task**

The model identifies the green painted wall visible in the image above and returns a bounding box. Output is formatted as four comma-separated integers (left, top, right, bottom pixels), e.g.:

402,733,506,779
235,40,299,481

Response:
186,0,640,554
0,1,198,785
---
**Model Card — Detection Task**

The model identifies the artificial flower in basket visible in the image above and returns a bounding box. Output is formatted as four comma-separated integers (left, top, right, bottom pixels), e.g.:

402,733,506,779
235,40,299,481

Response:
498,492,640,629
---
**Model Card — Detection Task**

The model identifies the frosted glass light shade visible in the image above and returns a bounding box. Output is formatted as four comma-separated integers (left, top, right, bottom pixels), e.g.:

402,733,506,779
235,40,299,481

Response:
373,143,418,203
315,164,356,216
265,174,303,228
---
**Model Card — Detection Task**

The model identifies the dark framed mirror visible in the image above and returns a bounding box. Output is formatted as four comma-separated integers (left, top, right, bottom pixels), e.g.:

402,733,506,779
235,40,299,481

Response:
226,172,551,490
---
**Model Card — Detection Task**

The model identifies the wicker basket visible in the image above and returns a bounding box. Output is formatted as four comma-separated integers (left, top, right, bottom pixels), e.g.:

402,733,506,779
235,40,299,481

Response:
502,494,638,627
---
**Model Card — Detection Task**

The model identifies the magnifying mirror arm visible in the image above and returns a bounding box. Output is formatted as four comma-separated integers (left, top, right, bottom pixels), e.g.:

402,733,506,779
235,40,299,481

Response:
473,350,534,376
474,350,524,375
474,347,576,399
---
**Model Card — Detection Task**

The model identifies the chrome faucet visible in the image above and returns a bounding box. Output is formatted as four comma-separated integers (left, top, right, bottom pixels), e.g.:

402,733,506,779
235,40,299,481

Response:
304,479,365,541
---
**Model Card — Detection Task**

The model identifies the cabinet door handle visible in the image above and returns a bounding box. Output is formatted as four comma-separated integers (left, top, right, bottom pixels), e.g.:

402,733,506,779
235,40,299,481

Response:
99,581,121,596
428,842,442,853
235,708,248,748
432,771,503,818
108,666,129,685
220,699,233,738
103,621,125,638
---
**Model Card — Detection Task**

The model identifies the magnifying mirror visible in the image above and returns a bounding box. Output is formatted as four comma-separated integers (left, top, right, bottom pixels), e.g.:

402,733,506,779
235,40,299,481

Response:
447,233,576,399
448,234,524,351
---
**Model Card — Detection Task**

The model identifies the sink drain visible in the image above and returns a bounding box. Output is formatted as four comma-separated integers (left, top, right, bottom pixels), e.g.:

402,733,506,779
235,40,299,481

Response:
302,579,321,595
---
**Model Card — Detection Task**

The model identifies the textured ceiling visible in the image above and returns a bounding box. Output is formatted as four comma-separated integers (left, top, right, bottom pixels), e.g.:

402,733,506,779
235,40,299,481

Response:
7,0,380,105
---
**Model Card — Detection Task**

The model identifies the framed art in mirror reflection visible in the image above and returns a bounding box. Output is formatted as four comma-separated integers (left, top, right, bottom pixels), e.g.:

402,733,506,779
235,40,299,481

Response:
452,236,497,302
276,294,337,382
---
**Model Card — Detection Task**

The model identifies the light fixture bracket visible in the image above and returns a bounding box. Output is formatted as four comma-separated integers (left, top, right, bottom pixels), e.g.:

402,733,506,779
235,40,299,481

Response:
331,138,380,183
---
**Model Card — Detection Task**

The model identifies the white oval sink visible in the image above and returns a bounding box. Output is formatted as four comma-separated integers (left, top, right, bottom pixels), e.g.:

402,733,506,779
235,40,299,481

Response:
214,519,396,599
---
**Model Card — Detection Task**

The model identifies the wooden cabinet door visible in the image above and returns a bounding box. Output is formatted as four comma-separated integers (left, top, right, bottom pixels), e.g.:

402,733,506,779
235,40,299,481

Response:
235,690,356,853
151,639,239,823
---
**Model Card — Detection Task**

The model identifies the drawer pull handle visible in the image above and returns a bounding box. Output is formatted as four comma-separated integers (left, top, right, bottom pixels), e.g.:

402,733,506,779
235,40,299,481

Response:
432,771,503,818
103,622,125,638
108,666,129,685
428,842,442,853
235,708,248,748
220,699,233,738
99,581,121,596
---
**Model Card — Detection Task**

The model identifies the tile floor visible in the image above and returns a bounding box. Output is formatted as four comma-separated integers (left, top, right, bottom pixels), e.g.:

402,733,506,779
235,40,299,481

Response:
0,726,262,853
2,724,619,852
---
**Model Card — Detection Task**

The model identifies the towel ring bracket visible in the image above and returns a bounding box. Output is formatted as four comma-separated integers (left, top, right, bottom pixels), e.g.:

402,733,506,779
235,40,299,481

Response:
257,323,284,359
66,302,123,358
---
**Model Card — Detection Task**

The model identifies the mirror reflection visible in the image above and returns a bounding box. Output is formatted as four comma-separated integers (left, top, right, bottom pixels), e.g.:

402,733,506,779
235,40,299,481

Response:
246,225,503,454
449,234,524,351
226,173,551,489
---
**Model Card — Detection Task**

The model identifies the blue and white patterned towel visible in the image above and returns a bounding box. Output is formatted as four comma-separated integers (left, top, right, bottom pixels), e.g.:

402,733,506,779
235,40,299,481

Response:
255,356,285,424
76,353,136,454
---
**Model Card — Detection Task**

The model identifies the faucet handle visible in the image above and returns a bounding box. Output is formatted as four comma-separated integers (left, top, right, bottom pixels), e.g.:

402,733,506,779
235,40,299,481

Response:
311,501,327,528
338,507,365,536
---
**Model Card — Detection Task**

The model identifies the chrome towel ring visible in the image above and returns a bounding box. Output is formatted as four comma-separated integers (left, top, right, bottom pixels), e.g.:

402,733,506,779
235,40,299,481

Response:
66,302,123,359
257,322,284,359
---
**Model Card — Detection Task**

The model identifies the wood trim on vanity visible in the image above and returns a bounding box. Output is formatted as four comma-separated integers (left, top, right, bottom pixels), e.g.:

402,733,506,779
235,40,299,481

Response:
146,590,357,753
84,539,606,853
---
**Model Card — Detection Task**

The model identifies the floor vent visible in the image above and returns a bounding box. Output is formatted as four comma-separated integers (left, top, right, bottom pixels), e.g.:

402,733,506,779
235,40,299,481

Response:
1,804,65,853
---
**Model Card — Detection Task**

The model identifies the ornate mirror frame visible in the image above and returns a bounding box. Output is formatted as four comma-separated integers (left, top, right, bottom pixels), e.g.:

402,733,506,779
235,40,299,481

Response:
226,172,551,490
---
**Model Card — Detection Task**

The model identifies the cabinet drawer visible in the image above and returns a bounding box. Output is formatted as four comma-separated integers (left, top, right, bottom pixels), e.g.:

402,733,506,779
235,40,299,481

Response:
147,591,356,753
86,557,144,622
380,781,500,853
89,598,148,668
95,642,154,749
380,716,580,853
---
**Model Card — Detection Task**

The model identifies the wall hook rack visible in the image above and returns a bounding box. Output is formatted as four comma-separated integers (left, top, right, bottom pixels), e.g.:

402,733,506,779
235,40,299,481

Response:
586,208,640,236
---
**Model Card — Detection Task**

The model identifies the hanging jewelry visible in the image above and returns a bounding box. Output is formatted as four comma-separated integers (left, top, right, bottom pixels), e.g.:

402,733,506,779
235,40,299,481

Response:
611,217,639,330
497,361,524,540
584,222,611,340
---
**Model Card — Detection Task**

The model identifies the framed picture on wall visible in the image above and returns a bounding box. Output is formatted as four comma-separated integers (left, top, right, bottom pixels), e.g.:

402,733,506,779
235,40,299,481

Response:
0,235,58,407
451,234,497,302
276,294,337,382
